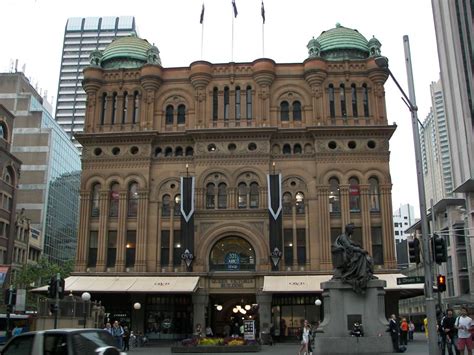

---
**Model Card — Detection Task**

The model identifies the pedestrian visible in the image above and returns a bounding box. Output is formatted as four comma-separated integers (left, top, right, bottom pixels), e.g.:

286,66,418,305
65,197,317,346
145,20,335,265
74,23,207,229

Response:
122,325,130,351
194,323,203,338
223,324,231,337
298,319,311,355
388,314,406,353
408,320,415,341
400,318,408,345
104,322,113,335
205,325,214,337
112,320,124,350
440,308,459,355
455,306,473,355
424,316,429,338
12,325,22,337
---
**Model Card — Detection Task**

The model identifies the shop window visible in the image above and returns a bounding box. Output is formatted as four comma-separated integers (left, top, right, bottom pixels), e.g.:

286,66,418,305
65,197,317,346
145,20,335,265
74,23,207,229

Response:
209,236,255,271
249,182,259,208
206,183,216,209
280,101,289,121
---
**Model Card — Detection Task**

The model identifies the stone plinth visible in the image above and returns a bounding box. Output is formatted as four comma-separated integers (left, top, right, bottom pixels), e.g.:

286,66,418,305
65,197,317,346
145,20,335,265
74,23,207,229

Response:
313,279,392,355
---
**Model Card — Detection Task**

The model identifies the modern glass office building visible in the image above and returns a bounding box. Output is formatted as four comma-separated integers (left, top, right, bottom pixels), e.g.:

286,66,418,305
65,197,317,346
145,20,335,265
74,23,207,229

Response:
55,16,137,148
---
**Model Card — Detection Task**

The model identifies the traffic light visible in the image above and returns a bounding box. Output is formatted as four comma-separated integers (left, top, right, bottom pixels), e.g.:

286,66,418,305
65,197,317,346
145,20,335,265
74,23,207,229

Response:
6,304,12,314
49,303,58,314
437,274,447,292
58,278,65,299
48,277,57,299
4,288,16,306
432,234,447,264
408,237,421,264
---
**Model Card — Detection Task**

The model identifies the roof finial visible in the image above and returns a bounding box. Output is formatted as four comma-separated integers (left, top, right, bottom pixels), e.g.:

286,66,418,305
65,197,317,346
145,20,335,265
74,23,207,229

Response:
336,22,341,28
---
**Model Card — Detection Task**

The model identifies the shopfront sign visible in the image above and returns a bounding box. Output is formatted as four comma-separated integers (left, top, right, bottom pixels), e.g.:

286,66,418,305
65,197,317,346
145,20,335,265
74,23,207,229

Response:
244,320,256,340
210,278,255,289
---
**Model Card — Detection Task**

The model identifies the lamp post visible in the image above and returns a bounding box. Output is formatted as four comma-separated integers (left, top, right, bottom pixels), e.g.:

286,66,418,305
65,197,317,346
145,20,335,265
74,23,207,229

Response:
81,292,91,329
375,35,438,355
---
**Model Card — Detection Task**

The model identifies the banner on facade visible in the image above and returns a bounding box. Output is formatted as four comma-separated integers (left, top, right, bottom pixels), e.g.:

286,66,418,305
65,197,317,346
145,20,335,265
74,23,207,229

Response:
180,176,195,267
267,174,282,269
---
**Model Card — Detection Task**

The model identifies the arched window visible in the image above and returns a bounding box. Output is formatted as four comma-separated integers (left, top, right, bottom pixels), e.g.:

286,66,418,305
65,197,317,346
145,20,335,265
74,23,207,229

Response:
362,84,369,117
280,101,289,121
164,147,173,157
122,92,128,124
162,194,171,216
249,182,259,208
185,146,194,156
174,194,181,216
212,87,218,121
155,147,162,157
3,170,11,185
175,146,183,156
238,182,247,208
209,236,255,271
133,91,140,124
91,183,101,217
177,104,186,124
224,87,230,120
283,192,292,214
206,183,216,209
294,144,302,154
128,182,139,217
349,177,360,212
109,182,120,217
293,101,302,121
246,86,252,119
328,84,335,118
295,192,305,214
111,92,117,124
283,144,291,154
100,93,107,125
165,105,174,125
369,177,380,211
0,123,6,140
340,84,346,117
351,84,358,117
235,86,241,119
218,183,227,209
329,178,340,213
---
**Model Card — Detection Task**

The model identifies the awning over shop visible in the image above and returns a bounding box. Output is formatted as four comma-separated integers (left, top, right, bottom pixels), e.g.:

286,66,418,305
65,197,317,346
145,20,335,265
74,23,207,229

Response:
262,274,424,293
32,276,200,293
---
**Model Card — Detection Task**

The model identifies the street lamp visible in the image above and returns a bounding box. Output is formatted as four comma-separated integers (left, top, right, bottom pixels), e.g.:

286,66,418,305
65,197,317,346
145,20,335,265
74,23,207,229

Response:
81,292,91,329
314,299,322,307
375,35,438,355
133,302,141,310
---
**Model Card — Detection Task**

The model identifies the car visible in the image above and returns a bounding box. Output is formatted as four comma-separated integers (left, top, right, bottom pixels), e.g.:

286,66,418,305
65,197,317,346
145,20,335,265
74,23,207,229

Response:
0,328,126,355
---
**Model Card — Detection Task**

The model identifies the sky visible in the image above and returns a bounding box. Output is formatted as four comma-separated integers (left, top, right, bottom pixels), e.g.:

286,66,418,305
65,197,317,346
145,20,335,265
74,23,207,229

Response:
1,0,440,217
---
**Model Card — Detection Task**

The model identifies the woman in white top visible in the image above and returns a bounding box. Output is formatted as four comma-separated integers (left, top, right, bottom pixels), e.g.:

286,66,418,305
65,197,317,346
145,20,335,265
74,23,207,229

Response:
298,320,311,355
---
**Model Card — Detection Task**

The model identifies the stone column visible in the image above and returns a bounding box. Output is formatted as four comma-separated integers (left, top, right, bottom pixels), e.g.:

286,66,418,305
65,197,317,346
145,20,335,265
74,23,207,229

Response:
168,206,175,269
193,292,209,331
96,191,110,272
76,191,91,272
256,293,272,333
339,185,350,227
105,93,113,125
156,203,162,271
359,185,372,254
292,204,297,268
380,184,397,268
135,191,149,272
115,191,127,272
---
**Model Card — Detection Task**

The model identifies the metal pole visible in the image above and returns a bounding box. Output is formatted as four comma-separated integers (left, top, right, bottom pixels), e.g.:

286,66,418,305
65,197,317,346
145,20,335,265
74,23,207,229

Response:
6,285,13,340
403,35,439,355
54,273,60,329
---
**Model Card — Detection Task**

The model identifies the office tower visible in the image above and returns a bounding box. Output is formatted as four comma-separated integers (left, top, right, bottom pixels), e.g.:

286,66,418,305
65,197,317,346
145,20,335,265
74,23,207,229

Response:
0,72,81,264
393,203,416,269
55,16,137,148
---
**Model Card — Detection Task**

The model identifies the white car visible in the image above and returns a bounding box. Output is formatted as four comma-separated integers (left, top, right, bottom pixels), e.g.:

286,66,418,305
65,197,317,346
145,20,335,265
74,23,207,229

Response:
0,328,126,355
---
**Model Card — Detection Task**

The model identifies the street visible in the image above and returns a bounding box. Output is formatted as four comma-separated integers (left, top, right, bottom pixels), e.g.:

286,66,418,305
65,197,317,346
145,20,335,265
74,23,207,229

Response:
127,332,430,354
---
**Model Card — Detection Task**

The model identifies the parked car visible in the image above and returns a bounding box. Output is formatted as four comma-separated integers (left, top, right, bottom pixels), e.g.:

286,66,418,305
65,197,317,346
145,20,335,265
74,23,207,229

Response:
0,328,126,355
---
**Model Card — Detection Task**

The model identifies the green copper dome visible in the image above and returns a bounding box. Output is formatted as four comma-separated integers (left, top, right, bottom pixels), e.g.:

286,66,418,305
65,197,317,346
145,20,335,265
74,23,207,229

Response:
99,35,161,69
312,23,372,61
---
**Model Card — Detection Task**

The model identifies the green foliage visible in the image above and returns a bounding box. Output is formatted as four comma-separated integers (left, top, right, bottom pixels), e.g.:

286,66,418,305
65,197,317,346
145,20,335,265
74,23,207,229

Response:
14,257,74,289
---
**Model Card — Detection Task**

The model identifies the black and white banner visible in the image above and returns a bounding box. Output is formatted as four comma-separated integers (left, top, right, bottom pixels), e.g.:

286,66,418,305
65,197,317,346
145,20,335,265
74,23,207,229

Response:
180,177,195,256
267,174,282,266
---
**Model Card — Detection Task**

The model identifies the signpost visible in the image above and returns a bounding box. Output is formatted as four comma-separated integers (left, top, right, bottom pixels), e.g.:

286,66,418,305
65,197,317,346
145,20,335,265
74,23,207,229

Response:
396,276,425,285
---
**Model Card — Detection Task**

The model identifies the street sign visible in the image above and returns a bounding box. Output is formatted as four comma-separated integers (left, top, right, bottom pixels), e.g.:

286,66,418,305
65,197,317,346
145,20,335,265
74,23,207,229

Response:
396,276,425,285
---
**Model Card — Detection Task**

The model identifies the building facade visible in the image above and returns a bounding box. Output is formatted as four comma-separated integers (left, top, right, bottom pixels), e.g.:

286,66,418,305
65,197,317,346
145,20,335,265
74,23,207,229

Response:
393,203,416,269
432,0,474,296
70,25,404,339
0,72,81,265
55,16,137,148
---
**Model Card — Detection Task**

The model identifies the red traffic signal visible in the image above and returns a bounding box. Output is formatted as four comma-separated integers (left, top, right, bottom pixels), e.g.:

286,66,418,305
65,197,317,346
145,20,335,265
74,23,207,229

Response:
437,274,446,292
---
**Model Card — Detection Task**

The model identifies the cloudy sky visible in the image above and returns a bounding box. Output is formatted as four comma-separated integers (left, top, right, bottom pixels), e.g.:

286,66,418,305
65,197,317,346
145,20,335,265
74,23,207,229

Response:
1,0,439,216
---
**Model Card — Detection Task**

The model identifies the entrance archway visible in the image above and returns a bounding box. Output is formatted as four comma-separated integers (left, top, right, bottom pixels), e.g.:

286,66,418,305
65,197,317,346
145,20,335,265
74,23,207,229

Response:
209,236,256,271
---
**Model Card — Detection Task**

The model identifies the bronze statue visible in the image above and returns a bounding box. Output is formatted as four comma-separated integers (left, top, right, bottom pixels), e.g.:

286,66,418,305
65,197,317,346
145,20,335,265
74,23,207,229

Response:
331,223,376,293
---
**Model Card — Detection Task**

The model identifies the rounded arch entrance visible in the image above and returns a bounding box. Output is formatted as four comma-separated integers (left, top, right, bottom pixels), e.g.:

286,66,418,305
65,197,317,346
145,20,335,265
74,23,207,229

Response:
209,236,256,271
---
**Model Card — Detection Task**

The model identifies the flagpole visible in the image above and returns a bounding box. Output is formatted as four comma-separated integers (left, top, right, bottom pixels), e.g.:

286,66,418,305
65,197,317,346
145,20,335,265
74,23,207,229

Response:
262,22,265,58
231,9,234,61
201,20,204,59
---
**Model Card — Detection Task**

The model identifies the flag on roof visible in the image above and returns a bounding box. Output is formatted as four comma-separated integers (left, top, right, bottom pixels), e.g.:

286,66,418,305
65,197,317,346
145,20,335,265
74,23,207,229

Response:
200,3,205,24
232,0,238,17
261,1,265,24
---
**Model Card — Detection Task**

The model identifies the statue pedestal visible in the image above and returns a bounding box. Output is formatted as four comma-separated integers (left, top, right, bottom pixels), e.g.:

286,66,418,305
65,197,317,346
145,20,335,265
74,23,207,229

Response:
313,279,392,355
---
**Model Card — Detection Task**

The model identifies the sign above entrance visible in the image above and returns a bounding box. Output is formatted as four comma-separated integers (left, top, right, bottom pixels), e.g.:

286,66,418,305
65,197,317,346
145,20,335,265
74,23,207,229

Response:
225,252,241,270
210,278,255,289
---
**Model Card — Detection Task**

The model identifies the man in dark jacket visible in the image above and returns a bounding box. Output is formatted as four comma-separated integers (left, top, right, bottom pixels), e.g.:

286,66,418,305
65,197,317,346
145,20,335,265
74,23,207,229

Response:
389,314,406,353
440,309,460,355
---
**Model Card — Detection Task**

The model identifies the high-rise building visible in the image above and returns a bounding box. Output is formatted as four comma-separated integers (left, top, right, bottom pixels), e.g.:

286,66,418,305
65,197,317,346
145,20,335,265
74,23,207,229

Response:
55,16,137,148
432,0,474,300
0,72,81,265
60,25,415,338
393,204,416,269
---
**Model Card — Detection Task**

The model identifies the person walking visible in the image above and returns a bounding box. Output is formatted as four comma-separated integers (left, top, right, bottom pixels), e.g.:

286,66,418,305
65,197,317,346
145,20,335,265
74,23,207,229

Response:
298,320,311,355
112,320,124,350
388,314,406,353
408,320,415,342
400,318,409,346
440,308,460,355
455,306,473,355
122,325,130,351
